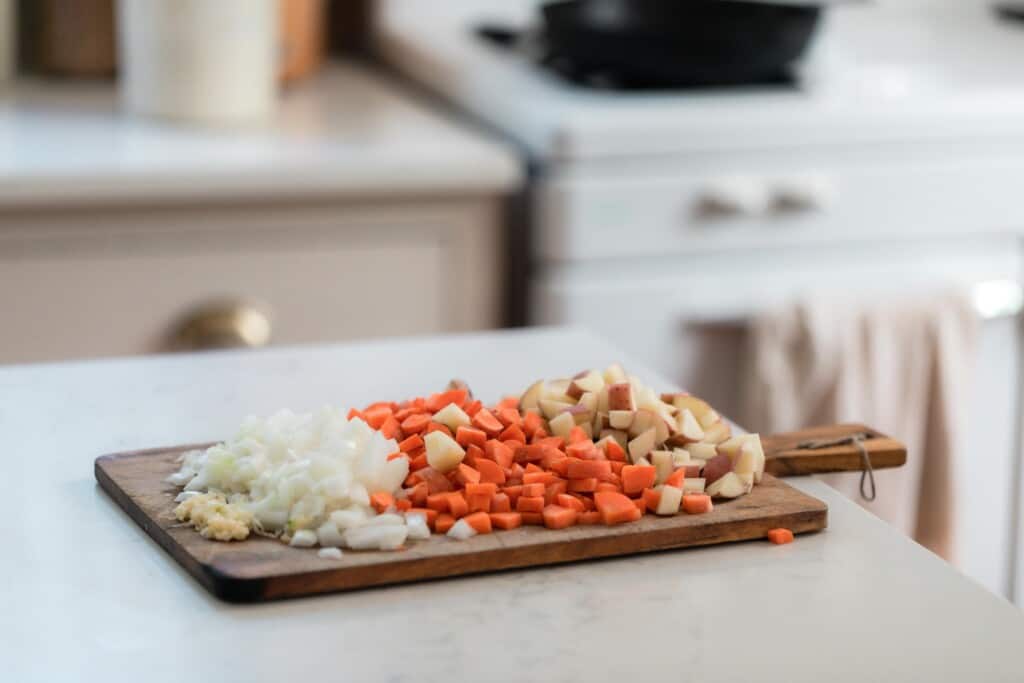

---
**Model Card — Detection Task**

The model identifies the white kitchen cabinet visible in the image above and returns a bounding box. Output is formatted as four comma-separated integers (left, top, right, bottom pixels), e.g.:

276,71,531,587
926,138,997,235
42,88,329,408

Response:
0,63,521,364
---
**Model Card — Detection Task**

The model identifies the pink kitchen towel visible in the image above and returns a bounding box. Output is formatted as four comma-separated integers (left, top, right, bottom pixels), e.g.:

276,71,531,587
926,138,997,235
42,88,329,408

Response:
741,290,979,561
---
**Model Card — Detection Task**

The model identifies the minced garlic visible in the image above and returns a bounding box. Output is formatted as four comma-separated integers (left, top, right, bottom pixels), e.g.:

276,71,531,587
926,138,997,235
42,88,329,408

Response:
174,492,253,541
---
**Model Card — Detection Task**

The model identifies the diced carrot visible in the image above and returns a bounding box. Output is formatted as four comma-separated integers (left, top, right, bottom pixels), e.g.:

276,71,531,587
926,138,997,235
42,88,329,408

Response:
682,494,713,515
596,481,621,493
471,408,504,436
398,434,424,453
404,472,424,488
497,407,522,427
642,487,661,513
548,458,570,477
534,436,565,450
499,424,527,443
395,498,412,512
447,491,469,518
626,507,643,522
364,400,398,412
665,468,686,488
578,511,602,525
386,451,404,462
489,512,522,530
567,426,589,444
463,399,483,417
621,465,657,495
370,491,395,513
521,512,544,525
347,408,366,422
632,497,646,513
425,422,453,438
426,493,450,513
362,405,392,429
465,482,498,497
463,511,492,534
400,413,431,434
522,411,545,436
508,463,525,481
567,477,599,493
524,471,559,486
502,485,523,505
466,444,485,468
409,482,429,506
475,458,506,485
454,463,481,486
768,528,794,545
594,491,638,525
420,468,454,494
530,427,549,442
407,507,438,528
516,444,546,464
394,407,415,422
566,441,598,460
543,505,578,530
490,492,512,513
455,426,488,450
556,493,586,512
484,440,515,469
467,494,491,514
544,480,568,505
521,483,545,497
435,513,456,534
498,396,520,410
410,453,429,471
516,496,545,513
425,389,468,413
603,439,627,462
609,460,625,475
567,459,612,480
379,415,402,440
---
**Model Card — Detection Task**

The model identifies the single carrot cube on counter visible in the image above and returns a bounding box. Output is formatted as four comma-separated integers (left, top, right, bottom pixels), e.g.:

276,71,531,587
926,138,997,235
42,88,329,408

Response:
768,528,794,545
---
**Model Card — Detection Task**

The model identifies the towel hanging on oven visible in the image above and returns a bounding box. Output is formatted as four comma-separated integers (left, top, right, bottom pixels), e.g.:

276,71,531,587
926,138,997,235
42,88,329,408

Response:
740,288,979,562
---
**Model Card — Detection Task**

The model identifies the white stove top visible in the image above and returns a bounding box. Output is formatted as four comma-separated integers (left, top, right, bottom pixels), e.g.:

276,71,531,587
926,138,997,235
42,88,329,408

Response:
378,0,1024,162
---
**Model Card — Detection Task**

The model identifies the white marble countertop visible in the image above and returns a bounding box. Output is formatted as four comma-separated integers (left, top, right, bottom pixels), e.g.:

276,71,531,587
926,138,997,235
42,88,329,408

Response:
0,62,521,207
3,327,1024,682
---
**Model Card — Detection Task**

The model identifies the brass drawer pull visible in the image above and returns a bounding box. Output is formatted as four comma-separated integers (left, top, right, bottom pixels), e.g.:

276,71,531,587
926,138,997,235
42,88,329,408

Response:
170,300,272,351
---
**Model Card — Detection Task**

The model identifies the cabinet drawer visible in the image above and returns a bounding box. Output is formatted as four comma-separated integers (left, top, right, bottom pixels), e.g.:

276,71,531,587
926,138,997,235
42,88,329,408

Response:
537,156,1024,261
0,200,501,364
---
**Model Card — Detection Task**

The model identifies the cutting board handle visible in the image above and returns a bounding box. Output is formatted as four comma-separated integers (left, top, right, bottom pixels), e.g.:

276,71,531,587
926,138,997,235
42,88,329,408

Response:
761,423,906,476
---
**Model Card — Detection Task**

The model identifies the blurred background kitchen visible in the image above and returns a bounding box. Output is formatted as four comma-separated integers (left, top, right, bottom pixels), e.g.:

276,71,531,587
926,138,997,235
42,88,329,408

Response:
2,0,1024,601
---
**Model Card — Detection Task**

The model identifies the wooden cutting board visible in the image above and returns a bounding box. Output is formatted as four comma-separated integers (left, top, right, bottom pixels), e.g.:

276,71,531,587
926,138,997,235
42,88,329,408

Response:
95,424,902,602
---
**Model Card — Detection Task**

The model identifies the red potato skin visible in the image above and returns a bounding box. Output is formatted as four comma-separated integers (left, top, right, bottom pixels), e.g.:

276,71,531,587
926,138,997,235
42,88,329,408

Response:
607,383,634,411
702,454,733,487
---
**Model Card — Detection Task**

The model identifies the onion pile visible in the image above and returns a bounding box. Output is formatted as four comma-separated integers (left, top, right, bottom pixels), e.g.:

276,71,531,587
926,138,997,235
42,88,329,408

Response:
169,407,413,550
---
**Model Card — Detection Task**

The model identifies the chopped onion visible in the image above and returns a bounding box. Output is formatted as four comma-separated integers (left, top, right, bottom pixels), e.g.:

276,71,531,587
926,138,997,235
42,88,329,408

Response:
405,513,431,540
344,524,408,551
166,408,409,548
447,519,477,541
289,529,317,547
316,521,345,548
317,547,343,560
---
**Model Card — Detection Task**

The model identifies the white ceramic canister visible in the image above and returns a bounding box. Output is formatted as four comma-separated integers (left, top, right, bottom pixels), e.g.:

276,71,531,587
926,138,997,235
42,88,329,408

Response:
117,0,278,124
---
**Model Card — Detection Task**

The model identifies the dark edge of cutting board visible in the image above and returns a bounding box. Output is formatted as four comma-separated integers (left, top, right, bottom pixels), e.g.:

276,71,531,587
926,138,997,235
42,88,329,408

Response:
95,444,827,603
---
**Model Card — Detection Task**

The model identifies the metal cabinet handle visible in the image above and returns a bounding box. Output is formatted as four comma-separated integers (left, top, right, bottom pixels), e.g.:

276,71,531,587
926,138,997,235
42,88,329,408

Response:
170,300,272,351
695,177,771,218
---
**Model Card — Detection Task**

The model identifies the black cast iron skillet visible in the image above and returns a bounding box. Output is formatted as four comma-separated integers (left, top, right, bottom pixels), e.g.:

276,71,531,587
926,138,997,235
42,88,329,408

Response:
540,0,823,87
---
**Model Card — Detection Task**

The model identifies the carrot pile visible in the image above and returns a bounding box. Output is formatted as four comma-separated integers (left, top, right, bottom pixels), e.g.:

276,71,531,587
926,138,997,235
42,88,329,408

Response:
348,385,715,537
